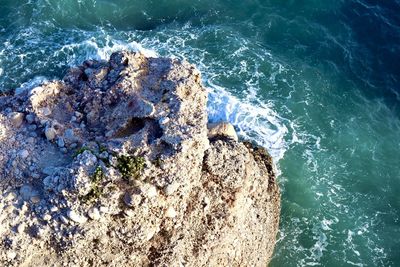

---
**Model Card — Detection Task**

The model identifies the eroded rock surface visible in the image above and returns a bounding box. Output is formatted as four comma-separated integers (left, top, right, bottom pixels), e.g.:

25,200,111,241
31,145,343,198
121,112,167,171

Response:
0,51,280,267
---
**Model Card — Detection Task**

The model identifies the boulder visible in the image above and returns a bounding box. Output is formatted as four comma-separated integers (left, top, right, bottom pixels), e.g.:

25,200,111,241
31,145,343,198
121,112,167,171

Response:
208,122,239,141
0,51,280,267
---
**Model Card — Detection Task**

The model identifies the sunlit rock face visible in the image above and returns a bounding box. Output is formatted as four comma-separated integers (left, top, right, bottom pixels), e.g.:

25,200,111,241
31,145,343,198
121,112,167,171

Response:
0,51,280,267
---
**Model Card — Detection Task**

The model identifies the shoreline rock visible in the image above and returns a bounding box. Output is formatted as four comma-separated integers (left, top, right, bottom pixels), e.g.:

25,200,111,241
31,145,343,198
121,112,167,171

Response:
0,51,280,266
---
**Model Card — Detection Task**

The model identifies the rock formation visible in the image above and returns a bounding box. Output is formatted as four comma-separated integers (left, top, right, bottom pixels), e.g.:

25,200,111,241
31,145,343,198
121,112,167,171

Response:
0,51,280,266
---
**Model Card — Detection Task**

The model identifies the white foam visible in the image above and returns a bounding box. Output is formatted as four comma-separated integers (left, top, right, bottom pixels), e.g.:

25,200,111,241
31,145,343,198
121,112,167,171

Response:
54,36,158,67
346,261,364,267
207,84,288,162
321,218,333,231
82,37,158,60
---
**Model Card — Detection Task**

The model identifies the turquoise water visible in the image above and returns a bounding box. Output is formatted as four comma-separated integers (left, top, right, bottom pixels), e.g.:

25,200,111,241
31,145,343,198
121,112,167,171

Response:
1,1,400,266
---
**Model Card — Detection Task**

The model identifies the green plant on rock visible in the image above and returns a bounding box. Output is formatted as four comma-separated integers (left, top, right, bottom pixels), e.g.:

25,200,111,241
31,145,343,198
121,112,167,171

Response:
81,166,105,203
116,154,145,182
98,143,108,153
92,166,105,183
73,146,91,158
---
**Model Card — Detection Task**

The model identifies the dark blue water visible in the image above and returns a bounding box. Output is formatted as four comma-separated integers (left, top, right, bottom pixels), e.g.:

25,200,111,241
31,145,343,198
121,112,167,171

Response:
1,1,399,266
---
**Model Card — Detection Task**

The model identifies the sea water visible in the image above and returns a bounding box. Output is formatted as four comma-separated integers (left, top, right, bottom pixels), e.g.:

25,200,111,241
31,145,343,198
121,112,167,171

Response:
0,1,399,266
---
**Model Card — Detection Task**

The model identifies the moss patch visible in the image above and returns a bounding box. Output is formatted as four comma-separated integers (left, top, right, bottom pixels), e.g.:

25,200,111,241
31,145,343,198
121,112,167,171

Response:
98,143,108,153
116,155,145,182
81,166,105,203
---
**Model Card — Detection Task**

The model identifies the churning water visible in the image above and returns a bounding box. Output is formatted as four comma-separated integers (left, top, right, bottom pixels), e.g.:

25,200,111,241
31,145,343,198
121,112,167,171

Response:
1,1,399,266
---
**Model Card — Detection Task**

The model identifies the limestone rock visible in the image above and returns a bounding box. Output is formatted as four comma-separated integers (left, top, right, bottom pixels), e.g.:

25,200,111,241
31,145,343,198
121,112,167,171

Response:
123,191,142,207
87,207,101,221
165,206,177,218
19,185,34,201
25,114,35,124
18,149,29,159
0,51,280,267
45,126,56,141
67,210,87,224
7,251,17,260
9,112,24,127
208,122,238,141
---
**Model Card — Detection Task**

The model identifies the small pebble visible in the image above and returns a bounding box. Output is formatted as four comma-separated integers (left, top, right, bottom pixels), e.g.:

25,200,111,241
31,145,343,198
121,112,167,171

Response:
67,210,87,224
87,207,100,220
7,251,17,260
35,226,45,238
164,182,179,196
50,206,58,212
123,192,142,207
70,143,78,149
84,68,93,76
159,117,170,125
43,176,53,189
59,215,69,224
64,129,76,142
19,185,33,201
165,207,177,218
18,149,29,159
105,130,114,137
57,184,64,192
203,196,210,211
57,137,65,148
99,151,109,159
25,114,35,124
145,227,157,241
99,206,108,213
45,127,56,141
17,223,25,234
41,107,51,116
141,184,158,198
42,167,55,176
9,112,24,127
124,209,135,217
43,214,52,221
28,124,37,131
30,195,41,204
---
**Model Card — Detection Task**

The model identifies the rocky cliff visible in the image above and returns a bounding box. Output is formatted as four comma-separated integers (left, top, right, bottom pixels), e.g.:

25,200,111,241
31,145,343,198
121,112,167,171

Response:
0,51,280,266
